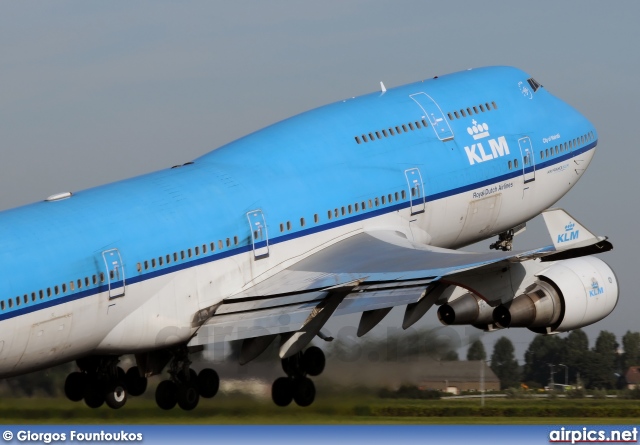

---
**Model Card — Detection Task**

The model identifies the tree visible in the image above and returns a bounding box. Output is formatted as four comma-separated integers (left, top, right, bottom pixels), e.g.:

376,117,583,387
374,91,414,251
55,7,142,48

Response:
622,331,640,370
467,339,486,361
523,335,565,387
585,330,619,389
564,329,589,384
490,337,520,389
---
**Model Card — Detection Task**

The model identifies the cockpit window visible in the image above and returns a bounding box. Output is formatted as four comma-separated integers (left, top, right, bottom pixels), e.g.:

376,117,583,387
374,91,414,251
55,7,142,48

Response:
527,77,542,92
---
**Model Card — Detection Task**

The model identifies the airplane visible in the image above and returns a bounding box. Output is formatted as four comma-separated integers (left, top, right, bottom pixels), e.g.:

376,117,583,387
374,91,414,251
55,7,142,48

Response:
0,66,617,410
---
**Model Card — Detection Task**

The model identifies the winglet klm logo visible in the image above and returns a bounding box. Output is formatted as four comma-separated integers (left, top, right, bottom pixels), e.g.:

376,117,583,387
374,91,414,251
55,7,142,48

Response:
557,221,579,244
589,278,604,297
463,120,510,165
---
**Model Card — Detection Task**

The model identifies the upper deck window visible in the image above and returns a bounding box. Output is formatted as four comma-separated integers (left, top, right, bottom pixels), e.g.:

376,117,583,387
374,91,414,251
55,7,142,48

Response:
527,78,542,92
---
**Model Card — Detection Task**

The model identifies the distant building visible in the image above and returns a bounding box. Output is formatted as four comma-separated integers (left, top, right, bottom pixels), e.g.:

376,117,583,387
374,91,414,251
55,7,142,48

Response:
419,360,500,395
624,366,640,390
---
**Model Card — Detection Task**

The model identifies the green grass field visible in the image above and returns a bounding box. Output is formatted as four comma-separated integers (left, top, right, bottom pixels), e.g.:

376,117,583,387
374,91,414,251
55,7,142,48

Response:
1,394,639,425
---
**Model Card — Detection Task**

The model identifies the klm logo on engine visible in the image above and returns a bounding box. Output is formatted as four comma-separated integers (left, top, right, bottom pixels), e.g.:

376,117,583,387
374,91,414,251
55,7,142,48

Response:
463,120,510,165
557,221,580,244
589,278,604,297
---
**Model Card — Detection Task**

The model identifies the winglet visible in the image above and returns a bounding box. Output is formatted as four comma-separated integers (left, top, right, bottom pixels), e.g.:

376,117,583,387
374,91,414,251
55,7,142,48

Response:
542,208,605,250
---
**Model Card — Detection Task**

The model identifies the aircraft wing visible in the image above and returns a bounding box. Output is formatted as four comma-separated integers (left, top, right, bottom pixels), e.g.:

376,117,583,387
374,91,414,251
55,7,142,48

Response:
188,209,612,356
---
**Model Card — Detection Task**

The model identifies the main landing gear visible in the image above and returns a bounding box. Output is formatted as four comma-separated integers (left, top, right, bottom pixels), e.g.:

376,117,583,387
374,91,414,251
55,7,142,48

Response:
272,346,325,407
154,350,219,411
64,356,147,409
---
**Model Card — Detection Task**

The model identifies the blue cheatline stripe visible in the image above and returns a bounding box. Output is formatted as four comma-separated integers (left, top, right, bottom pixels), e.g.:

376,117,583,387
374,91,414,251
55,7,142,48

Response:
0,144,595,322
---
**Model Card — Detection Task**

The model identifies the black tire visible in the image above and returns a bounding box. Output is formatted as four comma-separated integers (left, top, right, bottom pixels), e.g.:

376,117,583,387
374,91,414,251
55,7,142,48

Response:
155,380,177,410
197,368,219,398
281,353,302,377
302,346,325,376
64,372,86,402
272,377,293,407
125,367,148,397
292,377,315,407
104,381,127,410
83,376,105,409
177,383,200,411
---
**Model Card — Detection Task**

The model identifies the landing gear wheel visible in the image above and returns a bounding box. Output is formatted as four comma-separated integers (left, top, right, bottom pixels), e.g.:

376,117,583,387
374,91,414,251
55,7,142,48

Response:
197,368,219,398
177,383,200,411
292,377,315,407
125,367,148,397
104,381,127,409
272,377,293,407
281,353,301,377
64,372,86,402
84,377,105,409
156,380,177,410
302,347,325,376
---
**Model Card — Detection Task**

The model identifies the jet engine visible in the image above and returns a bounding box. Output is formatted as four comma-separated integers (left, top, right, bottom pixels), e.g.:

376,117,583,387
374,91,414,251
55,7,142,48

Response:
437,292,495,330
492,256,618,334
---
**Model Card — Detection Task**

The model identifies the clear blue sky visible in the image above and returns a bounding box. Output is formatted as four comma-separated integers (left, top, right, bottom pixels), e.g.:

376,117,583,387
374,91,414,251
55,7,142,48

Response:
0,1,637,361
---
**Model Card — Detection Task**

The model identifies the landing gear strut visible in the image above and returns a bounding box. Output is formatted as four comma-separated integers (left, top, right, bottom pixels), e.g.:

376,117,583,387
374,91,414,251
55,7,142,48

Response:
154,347,219,411
272,346,325,407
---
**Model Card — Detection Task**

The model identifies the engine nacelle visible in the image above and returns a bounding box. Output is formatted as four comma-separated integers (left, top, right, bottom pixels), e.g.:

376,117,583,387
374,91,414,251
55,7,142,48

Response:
437,292,495,329
493,256,618,333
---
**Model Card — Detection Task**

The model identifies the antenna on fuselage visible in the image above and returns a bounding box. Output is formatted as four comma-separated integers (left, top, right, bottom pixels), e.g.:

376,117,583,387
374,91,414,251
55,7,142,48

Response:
380,81,387,93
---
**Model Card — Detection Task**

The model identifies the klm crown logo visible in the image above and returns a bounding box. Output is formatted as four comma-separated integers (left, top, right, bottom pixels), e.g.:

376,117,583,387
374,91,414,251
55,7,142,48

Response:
557,221,579,244
466,120,490,140
463,120,510,165
589,278,604,297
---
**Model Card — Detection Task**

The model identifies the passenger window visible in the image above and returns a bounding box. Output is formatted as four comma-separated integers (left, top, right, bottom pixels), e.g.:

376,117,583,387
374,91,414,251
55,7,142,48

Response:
401,190,406,199
540,151,544,159
362,134,368,142
374,198,379,206
55,286,59,295
454,111,460,119
422,119,428,127
508,160,512,170
369,133,375,140
382,129,388,137
395,192,399,201
0,301,4,310
408,123,414,130
447,113,453,120
8,299,12,308
355,203,359,212
492,101,498,109
348,205,352,214
467,108,472,115
395,126,402,134
546,149,549,157
23,294,28,304
388,194,392,202
70,281,74,291
167,254,171,263
286,222,291,230
381,196,386,204
92,275,97,285
473,106,479,114
174,252,179,262
226,238,231,247
415,121,421,129
152,258,156,268
188,248,192,257
334,209,339,218
389,128,395,136
460,109,466,117
355,136,361,144
210,243,215,252
194,247,199,256
300,217,305,227
514,158,519,168
109,270,114,280
327,210,332,220
100,273,105,283
84,278,89,287
181,251,185,260
32,292,36,301
341,207,345,216
40,289,44,299
375,131,381,139
234,236,238,245
555,146,559,155
368,199,373,208
314,214,319,223
159,256,164,265
402,125,408,132
16,296,20,306
144,260,149,270
137,263,142,272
